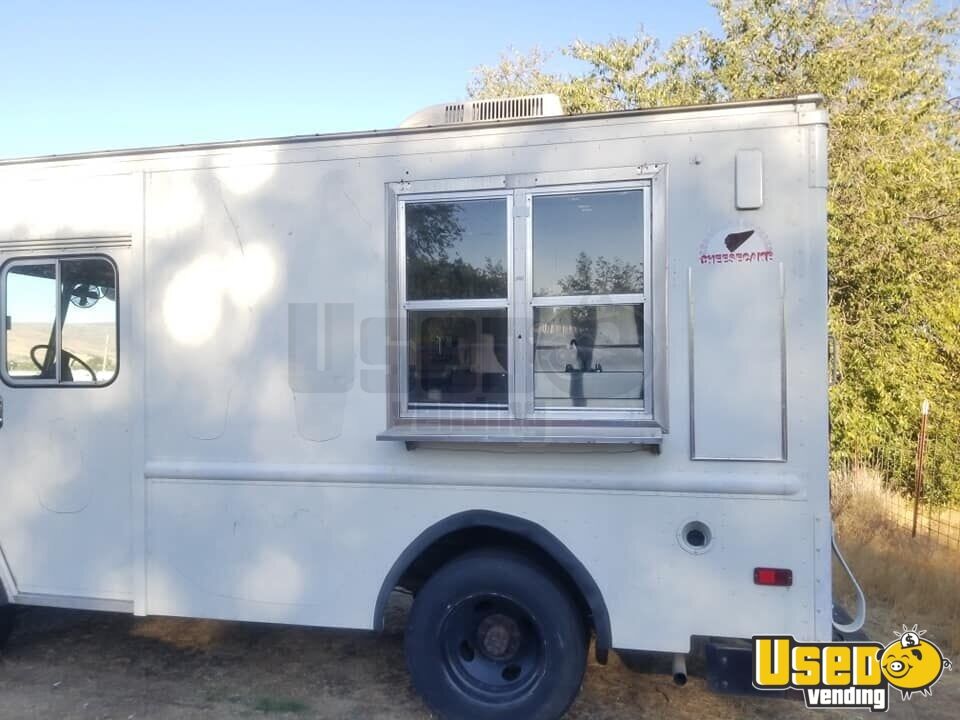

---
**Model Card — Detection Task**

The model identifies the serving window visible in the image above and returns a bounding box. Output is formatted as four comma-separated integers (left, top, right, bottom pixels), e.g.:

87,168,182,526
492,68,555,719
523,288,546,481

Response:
529,188,649,414
400,194,513,416
387,167,665,443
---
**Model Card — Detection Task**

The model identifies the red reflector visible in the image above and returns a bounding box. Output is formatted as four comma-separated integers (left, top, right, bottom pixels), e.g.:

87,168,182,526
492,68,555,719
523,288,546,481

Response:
754,567,793,587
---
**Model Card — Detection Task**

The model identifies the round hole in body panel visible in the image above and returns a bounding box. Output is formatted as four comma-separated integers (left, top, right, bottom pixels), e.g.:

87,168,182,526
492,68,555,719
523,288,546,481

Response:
679,520,713,554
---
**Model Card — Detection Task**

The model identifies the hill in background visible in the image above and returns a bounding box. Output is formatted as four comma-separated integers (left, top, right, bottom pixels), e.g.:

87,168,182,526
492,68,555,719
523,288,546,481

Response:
6,322,115,373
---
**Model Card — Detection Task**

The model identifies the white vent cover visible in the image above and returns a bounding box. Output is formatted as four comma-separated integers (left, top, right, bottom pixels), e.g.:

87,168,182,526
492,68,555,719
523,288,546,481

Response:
400,94,564,128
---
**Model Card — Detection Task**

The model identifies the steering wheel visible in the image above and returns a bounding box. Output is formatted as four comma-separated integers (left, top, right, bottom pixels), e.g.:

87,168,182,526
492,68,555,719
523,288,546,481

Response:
30,344,98,381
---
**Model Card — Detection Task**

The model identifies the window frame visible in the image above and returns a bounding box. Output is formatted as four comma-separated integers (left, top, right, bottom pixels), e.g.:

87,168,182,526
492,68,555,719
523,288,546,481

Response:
397,190,515,420
0,253,120,389
522,182,653,422
386,165,668,437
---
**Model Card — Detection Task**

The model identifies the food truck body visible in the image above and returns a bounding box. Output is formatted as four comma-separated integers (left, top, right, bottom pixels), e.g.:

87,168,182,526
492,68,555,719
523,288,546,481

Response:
0,94,841,719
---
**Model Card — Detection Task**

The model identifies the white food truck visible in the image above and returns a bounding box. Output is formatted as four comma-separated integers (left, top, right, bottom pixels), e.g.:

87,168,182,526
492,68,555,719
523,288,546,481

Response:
0,93,860,719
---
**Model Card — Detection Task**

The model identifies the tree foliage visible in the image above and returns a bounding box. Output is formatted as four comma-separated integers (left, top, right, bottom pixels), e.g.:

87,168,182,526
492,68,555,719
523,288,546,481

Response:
555,253,643,296
471,0,960,499
405,203,508,300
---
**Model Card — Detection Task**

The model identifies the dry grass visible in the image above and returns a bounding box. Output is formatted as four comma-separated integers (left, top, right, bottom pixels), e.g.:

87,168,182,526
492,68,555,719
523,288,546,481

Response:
831,466,960,653
130,616,230,650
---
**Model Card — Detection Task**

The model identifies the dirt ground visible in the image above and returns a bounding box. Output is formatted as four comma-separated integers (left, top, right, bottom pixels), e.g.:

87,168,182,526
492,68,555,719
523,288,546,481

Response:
0,595,956,720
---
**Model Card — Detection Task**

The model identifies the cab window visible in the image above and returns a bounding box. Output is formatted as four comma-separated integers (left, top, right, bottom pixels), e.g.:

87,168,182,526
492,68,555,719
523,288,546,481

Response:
3,256,118,386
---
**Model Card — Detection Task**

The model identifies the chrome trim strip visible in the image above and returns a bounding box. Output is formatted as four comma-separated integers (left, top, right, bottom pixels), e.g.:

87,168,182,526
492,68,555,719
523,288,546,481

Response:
779,262,789,462
688,267,697,459
0,235,134,251
531,293,645,308
379,425,662,446
145,460,805,497
12,592,133,613
403,298,509,311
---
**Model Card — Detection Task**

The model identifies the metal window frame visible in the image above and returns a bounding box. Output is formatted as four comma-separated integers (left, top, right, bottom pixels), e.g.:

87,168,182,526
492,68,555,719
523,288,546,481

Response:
397,190,514,420
523,182,653,422
386,165,668,435
0,253,119,389
0,257,58,386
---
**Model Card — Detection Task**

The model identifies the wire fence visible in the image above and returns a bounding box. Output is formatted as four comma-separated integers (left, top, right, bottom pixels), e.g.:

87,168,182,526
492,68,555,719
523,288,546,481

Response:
832,419,960,551
874,483,960,550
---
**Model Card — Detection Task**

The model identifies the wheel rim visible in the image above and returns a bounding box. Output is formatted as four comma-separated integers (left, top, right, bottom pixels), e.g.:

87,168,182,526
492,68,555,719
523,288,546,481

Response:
439,593,546,704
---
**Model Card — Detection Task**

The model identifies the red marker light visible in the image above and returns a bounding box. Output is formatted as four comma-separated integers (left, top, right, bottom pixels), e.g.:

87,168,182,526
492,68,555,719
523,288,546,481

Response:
754,567,793,587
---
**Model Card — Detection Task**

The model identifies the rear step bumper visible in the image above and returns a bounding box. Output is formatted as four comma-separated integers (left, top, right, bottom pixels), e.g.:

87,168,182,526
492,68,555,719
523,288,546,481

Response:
705,639,770,696
705,604,870,696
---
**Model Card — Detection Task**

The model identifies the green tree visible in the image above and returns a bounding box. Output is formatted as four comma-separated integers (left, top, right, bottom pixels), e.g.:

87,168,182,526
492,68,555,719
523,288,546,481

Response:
405,203,508,300
471,0,960,499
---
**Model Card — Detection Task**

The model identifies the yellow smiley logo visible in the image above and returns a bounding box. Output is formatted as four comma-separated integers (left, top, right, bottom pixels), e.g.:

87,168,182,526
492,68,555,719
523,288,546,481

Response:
880,626,952,699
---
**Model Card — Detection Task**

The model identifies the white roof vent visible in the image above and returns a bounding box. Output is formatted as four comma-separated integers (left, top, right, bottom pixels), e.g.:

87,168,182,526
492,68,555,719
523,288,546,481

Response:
400,94,564,128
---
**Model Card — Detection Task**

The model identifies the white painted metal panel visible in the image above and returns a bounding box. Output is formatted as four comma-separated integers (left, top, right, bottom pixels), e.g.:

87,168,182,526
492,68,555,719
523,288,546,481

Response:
690,262,785,461
0,172,136,241
146,479,813,650
735,149,764,209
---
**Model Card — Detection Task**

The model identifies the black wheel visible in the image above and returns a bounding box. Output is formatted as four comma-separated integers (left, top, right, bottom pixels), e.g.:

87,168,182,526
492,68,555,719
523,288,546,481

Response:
0,605,15,650
405,550,587,720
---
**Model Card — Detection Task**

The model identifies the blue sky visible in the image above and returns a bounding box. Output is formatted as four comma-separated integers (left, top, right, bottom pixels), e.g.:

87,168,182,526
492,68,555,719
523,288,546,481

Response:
0,1,719,158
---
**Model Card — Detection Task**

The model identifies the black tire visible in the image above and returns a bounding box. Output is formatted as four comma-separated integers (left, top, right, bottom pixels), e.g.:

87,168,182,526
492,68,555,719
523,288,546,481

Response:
405,550,587,720
0,605,15,650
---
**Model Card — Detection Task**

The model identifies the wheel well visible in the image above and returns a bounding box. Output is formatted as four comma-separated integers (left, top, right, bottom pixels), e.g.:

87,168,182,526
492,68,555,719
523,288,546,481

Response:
374,511,611,663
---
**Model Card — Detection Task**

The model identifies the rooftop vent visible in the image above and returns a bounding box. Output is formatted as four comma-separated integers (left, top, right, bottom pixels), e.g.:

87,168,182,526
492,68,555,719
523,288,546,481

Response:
400,94,564,128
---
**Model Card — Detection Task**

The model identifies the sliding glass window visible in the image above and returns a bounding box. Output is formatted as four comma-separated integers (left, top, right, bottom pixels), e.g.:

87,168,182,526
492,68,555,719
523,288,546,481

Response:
395,180,652,423
528,187,649,414
400,194,512,414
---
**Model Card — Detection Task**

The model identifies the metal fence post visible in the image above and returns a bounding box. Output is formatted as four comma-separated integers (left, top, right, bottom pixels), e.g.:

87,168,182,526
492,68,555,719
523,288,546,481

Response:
912,399,930,538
